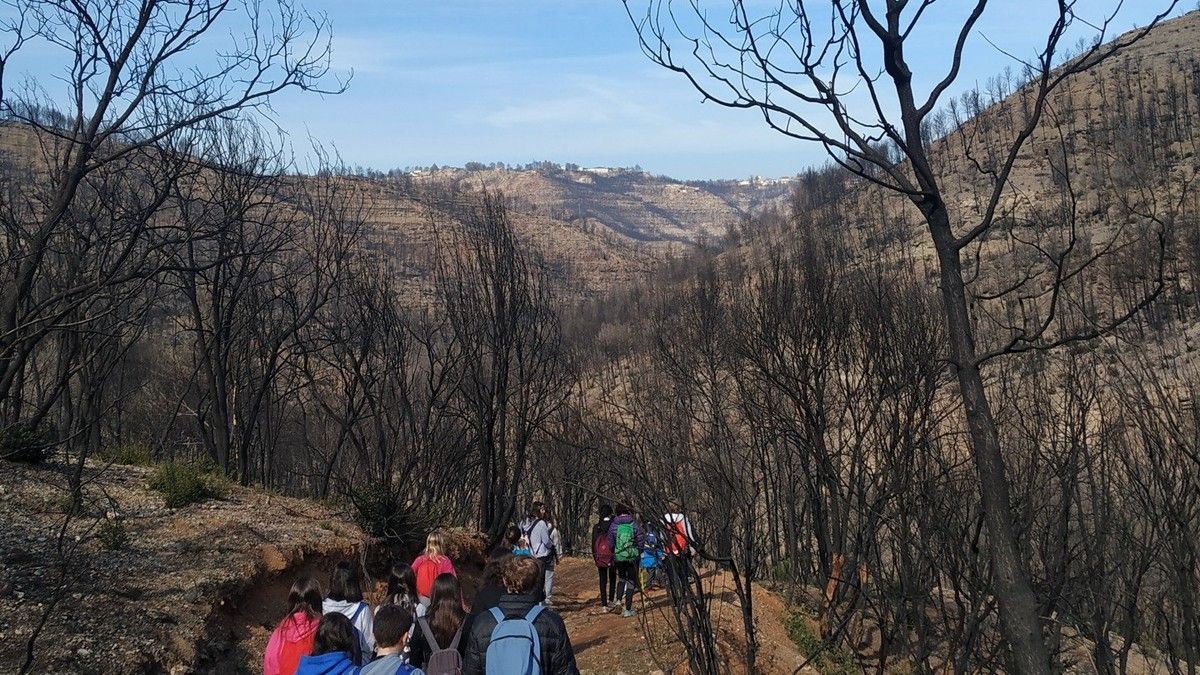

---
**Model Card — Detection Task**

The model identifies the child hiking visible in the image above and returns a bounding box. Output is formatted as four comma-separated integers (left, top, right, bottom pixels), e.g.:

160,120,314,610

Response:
264,577,324,675
460,555,580,675
295,612,363,675
607,504,644,618
323,561,375,664
411,531,458,607
408,573,466,675
640,532,664,590
663,502,696,586
591,504,617,611
518,502,558,604
362,604,424,675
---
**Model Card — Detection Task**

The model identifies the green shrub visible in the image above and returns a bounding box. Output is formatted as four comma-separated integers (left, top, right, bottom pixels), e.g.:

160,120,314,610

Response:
349,483,441,547
99,443,155,466
0,423,53,464
148,461,229,508
97,518,129,550
785,612,859,675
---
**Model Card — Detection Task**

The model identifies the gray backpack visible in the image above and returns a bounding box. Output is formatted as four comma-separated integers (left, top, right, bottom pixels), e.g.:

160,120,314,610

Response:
418,616,464,675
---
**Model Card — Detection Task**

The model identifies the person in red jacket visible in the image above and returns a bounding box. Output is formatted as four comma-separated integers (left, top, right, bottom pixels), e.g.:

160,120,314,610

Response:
411,530,457,605
264,577,324,675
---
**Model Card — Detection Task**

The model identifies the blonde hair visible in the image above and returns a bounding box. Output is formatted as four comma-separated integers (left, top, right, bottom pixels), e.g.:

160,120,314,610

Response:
424,530,446,559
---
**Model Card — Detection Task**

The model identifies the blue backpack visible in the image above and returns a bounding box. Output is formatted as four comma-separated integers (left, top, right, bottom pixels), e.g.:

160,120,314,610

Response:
485,605,544,675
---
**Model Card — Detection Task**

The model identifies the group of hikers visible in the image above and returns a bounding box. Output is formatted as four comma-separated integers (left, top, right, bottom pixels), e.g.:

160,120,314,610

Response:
589,503,694,619
261,501,694,675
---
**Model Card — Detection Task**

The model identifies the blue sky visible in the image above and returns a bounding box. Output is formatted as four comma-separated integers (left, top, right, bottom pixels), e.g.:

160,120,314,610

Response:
7,1,1192,179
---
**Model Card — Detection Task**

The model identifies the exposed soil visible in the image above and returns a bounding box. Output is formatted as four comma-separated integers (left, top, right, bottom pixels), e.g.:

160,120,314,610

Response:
0,460,365,674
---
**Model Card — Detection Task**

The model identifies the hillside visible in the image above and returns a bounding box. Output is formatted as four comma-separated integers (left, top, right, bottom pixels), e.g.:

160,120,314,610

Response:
0,125,792,299
816,10,1199,252
0,461,367,673
456,165,792,244
726,10,1200,361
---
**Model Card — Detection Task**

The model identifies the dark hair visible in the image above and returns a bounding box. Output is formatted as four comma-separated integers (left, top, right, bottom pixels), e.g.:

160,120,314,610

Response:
327,560,364,603
615,503,630,516
386,563,418,608
482,552,512,587
502,525,522,547
502,555,542,595
599,504,613,519
427,573,465,648
283,576,323,624
528,501,544,517
313,612,360,662
374,604,414,649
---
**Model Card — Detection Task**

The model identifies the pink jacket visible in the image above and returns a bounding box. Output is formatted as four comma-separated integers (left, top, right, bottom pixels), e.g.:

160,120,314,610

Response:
411,553,457,598
263,612,319,675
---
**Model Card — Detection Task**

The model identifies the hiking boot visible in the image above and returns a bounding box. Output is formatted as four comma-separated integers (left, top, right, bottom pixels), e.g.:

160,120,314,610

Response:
622,608,637,618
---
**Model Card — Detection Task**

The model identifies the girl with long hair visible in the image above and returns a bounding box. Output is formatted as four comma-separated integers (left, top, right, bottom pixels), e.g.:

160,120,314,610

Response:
295,612,361,674
322,560,375,663
408,573,467,669
410,530,457,605
263,577,324,675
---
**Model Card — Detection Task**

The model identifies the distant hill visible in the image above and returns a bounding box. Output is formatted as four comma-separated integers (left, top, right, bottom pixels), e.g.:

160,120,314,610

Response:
352,164,797,298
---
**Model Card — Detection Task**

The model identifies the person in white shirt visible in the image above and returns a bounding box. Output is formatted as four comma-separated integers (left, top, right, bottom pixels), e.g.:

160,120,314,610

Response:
518,501,559,603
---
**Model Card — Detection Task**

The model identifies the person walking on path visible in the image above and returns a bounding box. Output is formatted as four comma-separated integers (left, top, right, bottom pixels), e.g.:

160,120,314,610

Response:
460,555,580,675
407,573,467,673
607,504,644,618
411,531,458,607
518,502,557,603
323,561,375,663
295,613,363,675
264,577,324,675
590,504,617,611
663,502,695,586
361,604,424,675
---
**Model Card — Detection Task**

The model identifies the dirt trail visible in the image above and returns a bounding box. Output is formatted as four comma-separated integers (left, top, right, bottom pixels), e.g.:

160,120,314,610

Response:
550,557,809,674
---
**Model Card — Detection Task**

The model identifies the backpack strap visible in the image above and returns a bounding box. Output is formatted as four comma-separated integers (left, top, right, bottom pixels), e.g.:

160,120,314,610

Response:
448,621,465,651
524,605,545,665
418,616,441,650
349,601,366,623
488,606,506,625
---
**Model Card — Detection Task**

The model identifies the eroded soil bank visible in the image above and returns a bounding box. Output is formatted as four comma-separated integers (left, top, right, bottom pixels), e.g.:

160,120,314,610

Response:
0,461,364,674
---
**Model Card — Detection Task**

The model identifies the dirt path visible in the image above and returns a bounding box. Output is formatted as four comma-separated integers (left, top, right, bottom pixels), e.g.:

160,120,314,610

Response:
550,557,667,674
550,557,810,674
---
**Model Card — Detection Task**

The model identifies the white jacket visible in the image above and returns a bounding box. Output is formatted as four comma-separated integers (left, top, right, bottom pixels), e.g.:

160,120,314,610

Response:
323,597,375,658
519,517,554,558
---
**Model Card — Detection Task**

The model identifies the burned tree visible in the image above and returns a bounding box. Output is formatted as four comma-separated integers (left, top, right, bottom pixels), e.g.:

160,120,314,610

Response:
624,1,1179,668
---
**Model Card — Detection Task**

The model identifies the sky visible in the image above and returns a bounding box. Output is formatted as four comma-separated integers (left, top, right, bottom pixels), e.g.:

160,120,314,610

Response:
5,1,1193,180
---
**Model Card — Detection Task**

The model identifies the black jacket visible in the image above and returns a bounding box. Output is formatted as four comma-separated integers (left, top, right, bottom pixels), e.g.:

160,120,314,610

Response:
461,594,579,675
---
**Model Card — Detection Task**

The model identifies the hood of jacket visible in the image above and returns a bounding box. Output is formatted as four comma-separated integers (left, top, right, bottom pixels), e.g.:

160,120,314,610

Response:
279,612,320,643
322,598,363,616
296,650,358,675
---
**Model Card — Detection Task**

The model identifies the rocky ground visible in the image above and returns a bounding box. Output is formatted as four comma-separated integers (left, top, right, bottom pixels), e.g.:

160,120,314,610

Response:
0,460,366,674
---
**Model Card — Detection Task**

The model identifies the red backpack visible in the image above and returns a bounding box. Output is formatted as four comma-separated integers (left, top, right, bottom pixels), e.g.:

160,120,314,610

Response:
592,521,614,566
277,630,315,675
667,519,688,555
